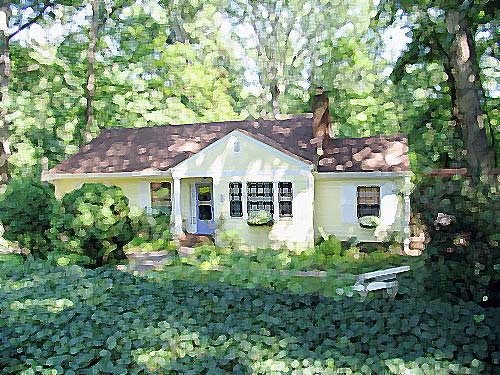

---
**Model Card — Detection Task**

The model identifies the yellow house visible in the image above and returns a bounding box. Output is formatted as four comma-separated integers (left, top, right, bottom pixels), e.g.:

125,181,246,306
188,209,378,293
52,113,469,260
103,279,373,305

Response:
44,114,411,251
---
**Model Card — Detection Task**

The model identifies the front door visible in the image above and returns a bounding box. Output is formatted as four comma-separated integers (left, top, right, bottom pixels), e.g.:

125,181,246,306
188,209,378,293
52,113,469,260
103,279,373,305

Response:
195,183,215,234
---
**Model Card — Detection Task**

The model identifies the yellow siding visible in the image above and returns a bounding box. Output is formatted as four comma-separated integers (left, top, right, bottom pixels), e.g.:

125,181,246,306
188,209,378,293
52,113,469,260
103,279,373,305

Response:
314,178,406,242
50,131,407,249
171,130,315,250
213,174,314,250
172,131,309,176
53,177,172,211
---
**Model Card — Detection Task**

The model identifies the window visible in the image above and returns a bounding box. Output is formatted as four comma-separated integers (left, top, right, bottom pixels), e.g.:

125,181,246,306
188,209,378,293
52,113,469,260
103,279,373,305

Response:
150,182,171,215
247,182,274,214
233,140,240,153
357,186,380,218
278,182,293,217
229,182,243,217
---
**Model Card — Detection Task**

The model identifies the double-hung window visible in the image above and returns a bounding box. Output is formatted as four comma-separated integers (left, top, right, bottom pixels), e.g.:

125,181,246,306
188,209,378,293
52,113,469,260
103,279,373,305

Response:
278,182,293,217
228,181,293,218
229,182,243,217
247,182,274,214
357,186,380,218
150,182,172,215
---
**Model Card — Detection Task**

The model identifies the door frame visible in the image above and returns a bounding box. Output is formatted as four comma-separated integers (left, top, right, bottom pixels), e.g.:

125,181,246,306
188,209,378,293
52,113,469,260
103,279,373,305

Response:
194,182,215,235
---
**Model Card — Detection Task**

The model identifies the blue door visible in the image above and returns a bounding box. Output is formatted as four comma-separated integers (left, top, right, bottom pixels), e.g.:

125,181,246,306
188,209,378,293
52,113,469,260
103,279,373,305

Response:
195,184,215,235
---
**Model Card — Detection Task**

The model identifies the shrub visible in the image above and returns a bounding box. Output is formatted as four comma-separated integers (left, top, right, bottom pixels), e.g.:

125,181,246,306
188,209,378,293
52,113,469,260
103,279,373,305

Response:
123,238,176,254
413,175,500,305
218,229,242,249
317,234,343,257
151,213,171,241
0,179,59,259
129,206,154,239
58,183,134,267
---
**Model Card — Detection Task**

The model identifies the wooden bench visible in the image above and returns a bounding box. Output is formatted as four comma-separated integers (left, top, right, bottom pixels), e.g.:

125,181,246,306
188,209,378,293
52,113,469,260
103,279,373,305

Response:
352,266,410,298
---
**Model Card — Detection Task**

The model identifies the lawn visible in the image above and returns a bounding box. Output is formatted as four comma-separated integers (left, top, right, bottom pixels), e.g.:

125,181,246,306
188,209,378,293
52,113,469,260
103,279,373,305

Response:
1,254,499,375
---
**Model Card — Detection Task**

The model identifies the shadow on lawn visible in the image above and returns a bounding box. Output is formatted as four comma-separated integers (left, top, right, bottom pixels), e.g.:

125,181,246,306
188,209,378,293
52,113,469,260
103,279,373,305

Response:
1,261,498,374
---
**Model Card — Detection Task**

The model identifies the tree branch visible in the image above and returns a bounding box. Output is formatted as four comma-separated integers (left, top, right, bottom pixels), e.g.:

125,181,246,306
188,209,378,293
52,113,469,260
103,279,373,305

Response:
8,1,56,41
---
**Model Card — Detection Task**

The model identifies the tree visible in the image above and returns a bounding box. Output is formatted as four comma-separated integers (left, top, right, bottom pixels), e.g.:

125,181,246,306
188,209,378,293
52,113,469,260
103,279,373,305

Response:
0,1,63,184
226,0,351,116
84,0,98,142
84,0,134,143
377,0,497,174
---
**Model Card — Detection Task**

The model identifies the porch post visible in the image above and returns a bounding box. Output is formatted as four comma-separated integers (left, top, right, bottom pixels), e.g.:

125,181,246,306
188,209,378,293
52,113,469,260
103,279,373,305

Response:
172,175,183,237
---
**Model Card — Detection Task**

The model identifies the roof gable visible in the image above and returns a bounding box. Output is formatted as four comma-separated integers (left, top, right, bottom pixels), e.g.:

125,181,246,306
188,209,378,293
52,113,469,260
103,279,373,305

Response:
171,130,312,177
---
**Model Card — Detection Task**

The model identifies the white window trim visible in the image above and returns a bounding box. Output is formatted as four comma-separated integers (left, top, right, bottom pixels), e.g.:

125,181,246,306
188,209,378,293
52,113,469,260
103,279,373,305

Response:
242,182,248,219
229,180,294,221
273,181,279,221
277,181,293,218
356,185,381,218
228,182,244,219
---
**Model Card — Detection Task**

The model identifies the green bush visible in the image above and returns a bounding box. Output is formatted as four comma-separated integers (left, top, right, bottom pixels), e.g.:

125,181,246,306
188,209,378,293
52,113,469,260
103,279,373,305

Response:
57,183,134,267
0,179,59,259
128,206,154,240
317,234,343,257
218,229,242,249
413,176,500,305
123,238,176,254
151,213,171,241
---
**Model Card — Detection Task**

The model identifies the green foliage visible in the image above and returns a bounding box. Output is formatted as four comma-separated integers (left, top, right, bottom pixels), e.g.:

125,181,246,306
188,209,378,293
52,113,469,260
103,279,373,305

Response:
150,213,172,241
1,259,499,374
247,210,274,226
57,183,133,267
218,229,242,249
358,215,380,228
128,206,153,240
317,234,343,257
413,176,500,305
0,179,59,259
124,238,176,254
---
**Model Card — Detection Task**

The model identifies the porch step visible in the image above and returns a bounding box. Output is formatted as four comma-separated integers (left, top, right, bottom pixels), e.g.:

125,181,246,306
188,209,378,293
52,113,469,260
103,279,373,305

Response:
178,233,214,248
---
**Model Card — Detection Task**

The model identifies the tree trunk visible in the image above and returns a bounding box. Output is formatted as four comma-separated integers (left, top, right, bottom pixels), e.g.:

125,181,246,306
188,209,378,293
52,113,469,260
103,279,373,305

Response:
446,10,493,174
271,83,280,117
85,0,99,143
0,4,11,184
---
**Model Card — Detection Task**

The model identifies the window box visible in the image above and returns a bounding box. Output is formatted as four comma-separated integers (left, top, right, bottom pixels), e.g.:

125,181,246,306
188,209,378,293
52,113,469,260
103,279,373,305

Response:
247,210,274,226
358,215,380,229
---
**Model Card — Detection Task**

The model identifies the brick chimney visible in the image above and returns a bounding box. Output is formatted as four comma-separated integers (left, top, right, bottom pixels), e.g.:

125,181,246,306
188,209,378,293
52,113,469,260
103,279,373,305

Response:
310,86,330,156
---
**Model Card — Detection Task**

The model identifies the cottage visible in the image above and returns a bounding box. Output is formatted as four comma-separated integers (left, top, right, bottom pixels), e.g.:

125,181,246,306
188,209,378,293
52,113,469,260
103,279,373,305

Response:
44,113,411,251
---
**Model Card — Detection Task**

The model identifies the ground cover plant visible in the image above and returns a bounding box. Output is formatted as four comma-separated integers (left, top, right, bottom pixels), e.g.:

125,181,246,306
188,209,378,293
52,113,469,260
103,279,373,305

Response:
1,255,499,375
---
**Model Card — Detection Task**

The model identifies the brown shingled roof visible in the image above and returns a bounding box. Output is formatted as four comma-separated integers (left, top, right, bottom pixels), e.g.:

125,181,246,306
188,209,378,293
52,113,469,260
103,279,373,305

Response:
49,114,409,174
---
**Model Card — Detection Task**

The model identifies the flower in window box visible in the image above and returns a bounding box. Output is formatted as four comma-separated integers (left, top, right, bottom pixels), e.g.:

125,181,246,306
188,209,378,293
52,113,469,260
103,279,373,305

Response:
358,215,380,229
247,210,274,226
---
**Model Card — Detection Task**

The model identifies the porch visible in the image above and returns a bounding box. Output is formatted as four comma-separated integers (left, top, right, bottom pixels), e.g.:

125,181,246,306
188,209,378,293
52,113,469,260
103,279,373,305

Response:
170,176,216,238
